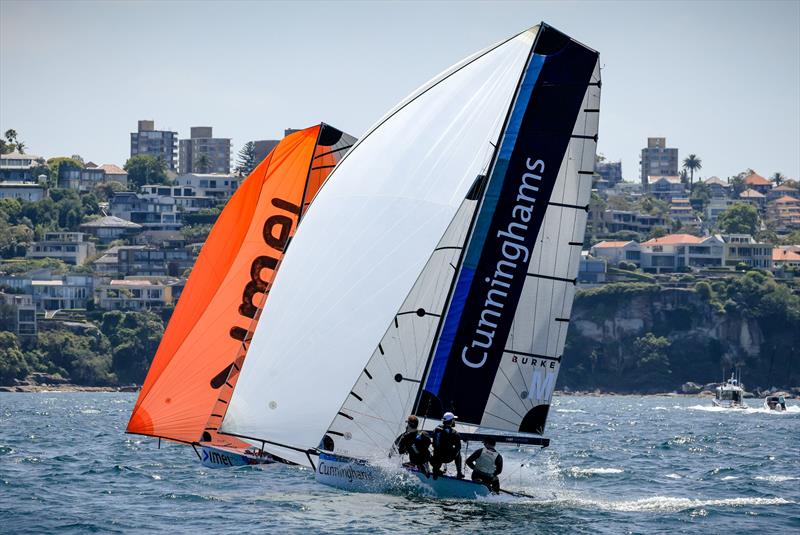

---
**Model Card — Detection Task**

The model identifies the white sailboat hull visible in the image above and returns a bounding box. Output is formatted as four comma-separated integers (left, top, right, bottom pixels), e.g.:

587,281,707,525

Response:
315,453,491,498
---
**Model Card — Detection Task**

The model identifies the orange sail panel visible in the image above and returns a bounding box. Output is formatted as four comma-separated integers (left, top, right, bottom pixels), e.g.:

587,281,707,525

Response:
128,126,325,444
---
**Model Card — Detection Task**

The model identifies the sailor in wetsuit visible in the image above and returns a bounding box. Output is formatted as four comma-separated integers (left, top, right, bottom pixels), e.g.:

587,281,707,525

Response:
466,437,503,493
431,412,464,480
395,415,431,477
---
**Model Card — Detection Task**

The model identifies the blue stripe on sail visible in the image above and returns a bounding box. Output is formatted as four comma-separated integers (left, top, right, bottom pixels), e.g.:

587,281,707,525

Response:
424,54,544,396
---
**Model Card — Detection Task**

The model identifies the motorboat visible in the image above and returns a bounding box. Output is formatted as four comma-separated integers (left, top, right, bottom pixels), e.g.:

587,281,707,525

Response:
712,372,747,409
764,395,787,411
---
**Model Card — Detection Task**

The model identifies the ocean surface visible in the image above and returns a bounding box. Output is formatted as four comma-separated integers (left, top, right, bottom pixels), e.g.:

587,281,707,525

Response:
1,393,798,534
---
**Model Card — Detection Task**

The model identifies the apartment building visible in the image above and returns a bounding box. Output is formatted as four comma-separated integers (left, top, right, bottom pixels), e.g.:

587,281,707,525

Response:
640,137,678,187
0,292,37,336
175,173,240,199
703,176,730,198
600,210,667,236
79,216,143,244
94,277,178,311
649,176,685,201
590,240,641,266
130,120,178,171
767,196,800,230
26,232,96,265
0,151,44,182
178,127,231,174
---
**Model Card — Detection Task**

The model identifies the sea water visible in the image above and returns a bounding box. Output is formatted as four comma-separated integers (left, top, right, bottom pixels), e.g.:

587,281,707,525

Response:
1,393,797,533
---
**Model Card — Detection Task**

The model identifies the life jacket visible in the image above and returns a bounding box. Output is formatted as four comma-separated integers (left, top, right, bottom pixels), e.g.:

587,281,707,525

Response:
434,425,460,457
410,432,431,457
473,447,499,475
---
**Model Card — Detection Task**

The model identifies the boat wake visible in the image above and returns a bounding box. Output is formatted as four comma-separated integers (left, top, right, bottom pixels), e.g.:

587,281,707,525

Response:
687,404,800,414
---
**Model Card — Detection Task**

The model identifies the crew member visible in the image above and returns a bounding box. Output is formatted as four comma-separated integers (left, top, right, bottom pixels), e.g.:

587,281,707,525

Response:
466,437,503,493
395,415,431,477
431,412,464,479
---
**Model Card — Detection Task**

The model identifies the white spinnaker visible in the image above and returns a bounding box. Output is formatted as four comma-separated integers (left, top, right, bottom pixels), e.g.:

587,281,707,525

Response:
221,29,538,466
326,196,478,461
481,58,601,433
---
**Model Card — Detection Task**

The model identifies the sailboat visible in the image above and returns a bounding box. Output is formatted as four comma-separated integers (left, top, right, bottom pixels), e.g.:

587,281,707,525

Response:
127,124,356,468
219,22,600,497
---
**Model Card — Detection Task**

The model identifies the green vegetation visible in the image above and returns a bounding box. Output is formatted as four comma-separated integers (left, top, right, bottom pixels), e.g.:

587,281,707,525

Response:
0,311,165,386
717,202,758,235
124,154,169,189
682,153,702,185
236,141,257,175
561,274,800,392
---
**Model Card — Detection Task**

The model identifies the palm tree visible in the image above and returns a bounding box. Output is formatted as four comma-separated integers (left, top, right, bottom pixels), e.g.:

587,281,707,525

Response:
4,129,17,143
194,154,212,173
771,172,785,186
15,141,26,154
682,154,702,186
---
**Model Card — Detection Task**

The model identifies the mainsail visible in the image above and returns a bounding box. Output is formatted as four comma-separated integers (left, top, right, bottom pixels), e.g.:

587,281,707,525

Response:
221,28,536,466
326,23,600,460
127,124,355,445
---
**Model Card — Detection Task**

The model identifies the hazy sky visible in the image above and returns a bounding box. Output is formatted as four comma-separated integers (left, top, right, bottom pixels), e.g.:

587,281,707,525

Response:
1,0,798,181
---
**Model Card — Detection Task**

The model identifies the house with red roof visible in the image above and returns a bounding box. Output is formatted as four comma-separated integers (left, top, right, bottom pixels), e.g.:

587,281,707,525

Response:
589,240,641,265
772,248,800,269
743,172,773,195
767,195,800,230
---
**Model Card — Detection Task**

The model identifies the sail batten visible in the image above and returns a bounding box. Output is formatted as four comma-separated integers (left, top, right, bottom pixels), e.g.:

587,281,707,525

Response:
220,28,539,466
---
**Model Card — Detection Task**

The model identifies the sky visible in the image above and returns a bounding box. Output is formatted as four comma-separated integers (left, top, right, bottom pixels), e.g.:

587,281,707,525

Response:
1,0,798,181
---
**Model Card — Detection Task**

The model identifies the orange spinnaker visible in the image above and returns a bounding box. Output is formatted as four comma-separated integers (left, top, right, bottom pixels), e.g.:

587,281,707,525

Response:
127,125,350,444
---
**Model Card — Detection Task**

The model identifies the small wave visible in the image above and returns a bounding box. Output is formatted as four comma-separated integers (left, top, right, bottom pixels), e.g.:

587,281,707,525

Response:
665,473,682,480
754,475,799,482
556,409,586,413
720,476,738,481
575,496,795,512
568,467,624,477
80,409,100,414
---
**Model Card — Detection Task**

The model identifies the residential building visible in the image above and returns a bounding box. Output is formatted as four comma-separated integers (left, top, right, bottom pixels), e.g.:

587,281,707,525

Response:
738,188,766,212
716,233,772,269
703,176,730,198
670,198,697,228
773,248,800,269
58,162,129,190
767,196,800,230
640,234,724,273
578,252,607,284
175,173,240,199
595,158,623,186
767,184,799,201
109,191,181,230
130,120,178,171
29,274,94,311
743,172,772,195
0,181,46,201
95,277,178,311
590,240,641,266
0,292,37,336
116,245,192,277
0,151,44,182
133,230,186,249
140,184,215,212
26,232,96,265
649,175,685,201
179,127,231,174
601,210,667,236
640,137,678,188
705,198,735,226
252,139,280,167
79,216,143,244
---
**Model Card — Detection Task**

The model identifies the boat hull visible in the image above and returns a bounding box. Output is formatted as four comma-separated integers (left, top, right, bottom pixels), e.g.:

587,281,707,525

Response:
200,444,277,468
315,453,491,498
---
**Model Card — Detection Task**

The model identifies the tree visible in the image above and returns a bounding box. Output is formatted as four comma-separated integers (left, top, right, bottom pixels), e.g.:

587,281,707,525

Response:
648,226,667,239
101,310,164,384
236,141,257,176
124,155,169,189
194,154,212,173
771,172,785,186
690,182,711,212
1,129,23,154
0,331,30,384
682,154,702,186
632,333,671,389
717,202,759,235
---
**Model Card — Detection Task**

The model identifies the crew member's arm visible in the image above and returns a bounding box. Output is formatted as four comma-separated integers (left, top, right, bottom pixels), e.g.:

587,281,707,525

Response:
494,454,503,476
465,449,481,470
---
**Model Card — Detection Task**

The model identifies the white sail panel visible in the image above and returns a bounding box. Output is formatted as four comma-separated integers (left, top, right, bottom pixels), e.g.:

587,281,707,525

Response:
221,29,539,465
480,58,601,434
326,197,478,461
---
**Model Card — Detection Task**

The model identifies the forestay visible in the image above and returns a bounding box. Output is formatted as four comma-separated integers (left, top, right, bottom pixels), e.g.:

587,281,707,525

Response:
221,28,538,466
